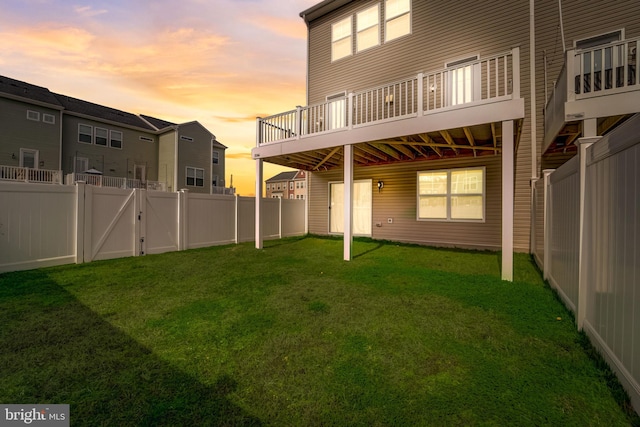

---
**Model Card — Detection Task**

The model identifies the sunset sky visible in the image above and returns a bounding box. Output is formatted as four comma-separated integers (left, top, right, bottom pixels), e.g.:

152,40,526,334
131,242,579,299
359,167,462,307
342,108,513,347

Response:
1,0,318,195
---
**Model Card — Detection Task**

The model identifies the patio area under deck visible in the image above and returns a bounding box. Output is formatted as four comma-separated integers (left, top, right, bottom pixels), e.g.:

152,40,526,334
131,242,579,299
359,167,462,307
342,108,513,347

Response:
544,36,640,154
253,48,525,281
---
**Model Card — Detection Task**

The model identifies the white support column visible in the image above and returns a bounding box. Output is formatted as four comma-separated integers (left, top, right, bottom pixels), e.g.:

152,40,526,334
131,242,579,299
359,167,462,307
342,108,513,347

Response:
583,118,597,137
577,137,599,329
501,120,514,281
255,159,263,249
343,145,353,261
178,189,189,251
542,169,554,280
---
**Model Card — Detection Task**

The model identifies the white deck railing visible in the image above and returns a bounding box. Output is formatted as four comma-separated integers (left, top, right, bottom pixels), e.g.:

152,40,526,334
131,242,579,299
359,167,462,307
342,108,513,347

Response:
544,36,640,145
0,165,62,184
65,173,166,191
211,186,236,195
257,48,519,145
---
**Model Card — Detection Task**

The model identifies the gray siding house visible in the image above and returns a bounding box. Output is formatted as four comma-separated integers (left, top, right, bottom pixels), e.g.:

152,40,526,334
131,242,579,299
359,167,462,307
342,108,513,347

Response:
0,75,229,194
253,0,640,281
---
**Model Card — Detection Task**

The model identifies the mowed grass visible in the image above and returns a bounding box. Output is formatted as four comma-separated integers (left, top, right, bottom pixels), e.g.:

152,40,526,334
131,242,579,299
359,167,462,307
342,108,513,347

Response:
0,236,637,426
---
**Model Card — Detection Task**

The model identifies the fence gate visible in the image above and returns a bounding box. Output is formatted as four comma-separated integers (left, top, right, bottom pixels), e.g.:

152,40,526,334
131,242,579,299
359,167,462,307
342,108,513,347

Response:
83,186,139,262
142,189,180,255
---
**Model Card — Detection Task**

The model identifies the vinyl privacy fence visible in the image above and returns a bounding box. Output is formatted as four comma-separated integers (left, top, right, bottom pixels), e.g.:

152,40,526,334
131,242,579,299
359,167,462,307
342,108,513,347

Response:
532,114,640,415
0,182,305,273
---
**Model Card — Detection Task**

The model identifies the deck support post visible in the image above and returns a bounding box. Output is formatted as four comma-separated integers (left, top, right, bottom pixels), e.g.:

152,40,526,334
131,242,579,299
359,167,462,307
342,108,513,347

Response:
343,144,353,261
501,120,514,281
255,158,263,249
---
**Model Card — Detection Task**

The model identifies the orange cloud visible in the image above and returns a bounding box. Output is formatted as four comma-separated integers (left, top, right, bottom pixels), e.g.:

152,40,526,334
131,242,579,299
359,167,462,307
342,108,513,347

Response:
246,15,307,40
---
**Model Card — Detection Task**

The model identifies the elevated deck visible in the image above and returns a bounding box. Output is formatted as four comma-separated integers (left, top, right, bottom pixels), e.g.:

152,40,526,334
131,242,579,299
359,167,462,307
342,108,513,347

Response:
253,48,524,171
544,37,640,154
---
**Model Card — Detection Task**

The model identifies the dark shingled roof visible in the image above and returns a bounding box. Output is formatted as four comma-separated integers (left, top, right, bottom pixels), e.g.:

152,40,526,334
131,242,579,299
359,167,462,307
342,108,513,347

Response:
0,75,63,107
266,171,298,182
53,93,156,130
140,114,176,130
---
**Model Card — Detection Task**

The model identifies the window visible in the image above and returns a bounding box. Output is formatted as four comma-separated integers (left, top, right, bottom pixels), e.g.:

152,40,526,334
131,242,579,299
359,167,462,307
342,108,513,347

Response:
27,110,40,121
446,55,480,106
180,135,194,142
110,130,123,149
139,136,154,142
79,124,92,144
43,113,55,124
327,92,347,130
385,0,411,42
575,30,622,49
267,183,270,190
212,151,219,164
20,148,39,169
290,194,294,199
186,167,204,187
357,5,379,52
418,168,485,221
289,182,294,190
332,16,352,61
212,175,218,187
95,128,108,146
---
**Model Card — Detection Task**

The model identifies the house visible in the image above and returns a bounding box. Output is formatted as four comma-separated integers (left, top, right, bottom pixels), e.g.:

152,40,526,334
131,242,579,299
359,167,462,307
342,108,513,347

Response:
266,170,307,199
0,75,231,194
252,0,640,281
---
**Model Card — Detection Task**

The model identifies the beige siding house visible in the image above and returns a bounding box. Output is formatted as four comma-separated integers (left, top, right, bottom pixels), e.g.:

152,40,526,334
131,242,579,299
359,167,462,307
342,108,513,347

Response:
253,0,640,281
1,75,230,194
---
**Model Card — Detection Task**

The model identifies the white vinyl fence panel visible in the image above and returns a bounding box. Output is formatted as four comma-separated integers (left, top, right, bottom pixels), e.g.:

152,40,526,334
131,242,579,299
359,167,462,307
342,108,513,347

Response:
0,183,77,271
540,114,640,415
548,157,580,312
583,119,640,412
0,184,306,273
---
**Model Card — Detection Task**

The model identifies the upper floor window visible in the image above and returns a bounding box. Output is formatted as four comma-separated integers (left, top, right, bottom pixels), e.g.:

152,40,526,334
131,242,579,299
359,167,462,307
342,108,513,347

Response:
417,167,485,221
43,113,55,124
385,0,411,42
27,110,40,121
110,130,123,149
289,182,294,190
212,151,219,164
332,16,352,62
79,124,92,144
357,4,379,52
267,183,271,190
95,127,108,146
186,166,204,187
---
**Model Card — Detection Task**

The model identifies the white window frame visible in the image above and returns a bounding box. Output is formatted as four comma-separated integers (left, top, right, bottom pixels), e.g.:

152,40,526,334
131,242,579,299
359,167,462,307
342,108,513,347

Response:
27,110,40,121
212,151,219,164
289,182,294,190
42,113,55,124
357,4,380,53
186,166,204,187
95,127,108,146
417,167,486,222
19,148,39,169
331,15,353,62
384,0,411,43
212,174,218,187
110,130,123,149
574,29,624,49
78,124,93,144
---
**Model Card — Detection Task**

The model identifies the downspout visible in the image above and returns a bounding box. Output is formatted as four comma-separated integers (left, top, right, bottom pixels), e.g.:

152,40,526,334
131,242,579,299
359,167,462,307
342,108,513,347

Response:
530,0,537,179
58,109,63,173
558,0,566,54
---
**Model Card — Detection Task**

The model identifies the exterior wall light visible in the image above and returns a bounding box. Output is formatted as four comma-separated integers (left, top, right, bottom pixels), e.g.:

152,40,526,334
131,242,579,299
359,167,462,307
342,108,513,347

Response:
377,180,384,192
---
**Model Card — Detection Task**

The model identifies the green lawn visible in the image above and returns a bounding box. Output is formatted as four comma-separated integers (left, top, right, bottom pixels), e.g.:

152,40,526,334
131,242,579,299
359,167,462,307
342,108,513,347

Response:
0,236,637,426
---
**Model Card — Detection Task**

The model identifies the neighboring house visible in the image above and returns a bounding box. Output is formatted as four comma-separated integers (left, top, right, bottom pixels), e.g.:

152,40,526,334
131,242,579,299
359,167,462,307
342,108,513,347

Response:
253,0,640,280
0,76,63,173
266,170,307,199
0,75,230,194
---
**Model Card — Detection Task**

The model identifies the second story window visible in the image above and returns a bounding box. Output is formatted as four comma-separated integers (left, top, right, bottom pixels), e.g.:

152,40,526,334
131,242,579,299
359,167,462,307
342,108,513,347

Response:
357,4,380,52
79,124,92,144
95,128,108,146
110,130,123,149
212,151,219,164
385,0,411,42
332,16,352,62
